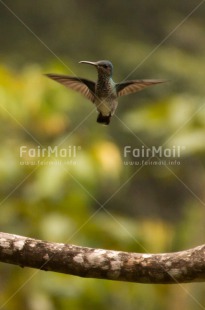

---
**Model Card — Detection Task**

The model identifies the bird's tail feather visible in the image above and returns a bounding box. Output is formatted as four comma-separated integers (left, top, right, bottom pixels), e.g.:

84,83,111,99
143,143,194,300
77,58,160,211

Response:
97,113,111,125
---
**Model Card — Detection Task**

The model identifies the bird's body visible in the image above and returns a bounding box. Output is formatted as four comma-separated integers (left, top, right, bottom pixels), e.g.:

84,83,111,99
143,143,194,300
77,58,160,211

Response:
95,70,117,124
45,60,165,125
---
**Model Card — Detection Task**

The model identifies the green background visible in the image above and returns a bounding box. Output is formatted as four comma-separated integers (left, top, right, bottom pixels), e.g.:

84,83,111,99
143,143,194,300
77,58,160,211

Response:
0,1,205,309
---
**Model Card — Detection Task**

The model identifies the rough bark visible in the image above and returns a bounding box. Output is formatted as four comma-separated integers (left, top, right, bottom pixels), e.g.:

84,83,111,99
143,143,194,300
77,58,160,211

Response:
0,232,205,284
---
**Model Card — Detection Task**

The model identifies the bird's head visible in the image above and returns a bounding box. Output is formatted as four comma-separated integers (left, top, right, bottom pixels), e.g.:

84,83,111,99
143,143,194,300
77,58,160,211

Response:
79,60,113,77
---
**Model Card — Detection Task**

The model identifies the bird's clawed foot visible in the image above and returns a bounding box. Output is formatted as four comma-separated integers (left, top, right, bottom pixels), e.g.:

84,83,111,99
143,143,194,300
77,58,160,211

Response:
97,113,111,125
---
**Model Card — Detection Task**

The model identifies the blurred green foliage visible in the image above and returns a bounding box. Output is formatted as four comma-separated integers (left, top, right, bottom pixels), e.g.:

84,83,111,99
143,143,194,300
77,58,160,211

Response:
0,1,205,309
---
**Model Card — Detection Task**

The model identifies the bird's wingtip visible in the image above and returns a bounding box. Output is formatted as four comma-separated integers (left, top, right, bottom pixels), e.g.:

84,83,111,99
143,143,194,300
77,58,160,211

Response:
159,79,170,84
44,73,52,77
146,79,170,85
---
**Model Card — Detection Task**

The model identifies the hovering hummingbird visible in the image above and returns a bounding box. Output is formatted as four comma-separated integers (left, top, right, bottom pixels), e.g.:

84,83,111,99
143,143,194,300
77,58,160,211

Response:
45,60,165,125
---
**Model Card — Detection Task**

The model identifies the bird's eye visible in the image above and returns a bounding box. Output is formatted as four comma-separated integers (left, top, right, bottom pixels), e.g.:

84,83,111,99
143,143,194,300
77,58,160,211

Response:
103,64,108,68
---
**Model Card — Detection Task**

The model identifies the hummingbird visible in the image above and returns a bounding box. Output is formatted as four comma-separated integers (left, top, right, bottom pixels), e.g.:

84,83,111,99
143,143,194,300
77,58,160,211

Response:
45,60,165,125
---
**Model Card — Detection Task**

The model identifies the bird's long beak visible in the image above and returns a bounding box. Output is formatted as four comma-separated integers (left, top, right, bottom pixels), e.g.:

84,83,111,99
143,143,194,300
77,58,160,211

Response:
79,61,98,66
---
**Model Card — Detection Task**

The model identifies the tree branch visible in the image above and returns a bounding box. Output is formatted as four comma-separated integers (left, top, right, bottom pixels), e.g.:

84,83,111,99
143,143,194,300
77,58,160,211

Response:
0,232,205,284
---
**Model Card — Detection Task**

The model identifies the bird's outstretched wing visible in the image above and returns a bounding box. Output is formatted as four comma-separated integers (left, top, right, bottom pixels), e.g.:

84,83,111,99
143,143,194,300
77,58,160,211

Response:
45,74,96,103
116,79,166,97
